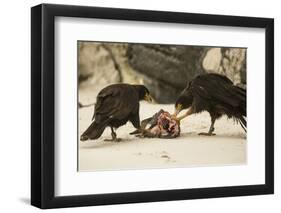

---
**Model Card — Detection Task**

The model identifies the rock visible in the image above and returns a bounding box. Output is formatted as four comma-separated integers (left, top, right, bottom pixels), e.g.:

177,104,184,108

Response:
78,42,120,88
78,42,247,104
203,48,246,87
203,48,222,71
127,44,208,103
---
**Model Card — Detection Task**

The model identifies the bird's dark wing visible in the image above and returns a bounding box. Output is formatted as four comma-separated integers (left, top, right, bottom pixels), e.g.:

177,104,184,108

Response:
93,88,120,120
192,74,245,109
93,85,139,123
128,106,140,129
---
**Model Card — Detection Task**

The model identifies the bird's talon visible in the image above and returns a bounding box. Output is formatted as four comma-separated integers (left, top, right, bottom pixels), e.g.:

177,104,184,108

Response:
198,132,216,136
172,117,181,125
130,129,142,135
104,138,122,142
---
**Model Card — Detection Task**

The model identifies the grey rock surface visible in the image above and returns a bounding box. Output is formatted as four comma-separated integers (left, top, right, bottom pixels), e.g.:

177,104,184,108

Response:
78,42,246,104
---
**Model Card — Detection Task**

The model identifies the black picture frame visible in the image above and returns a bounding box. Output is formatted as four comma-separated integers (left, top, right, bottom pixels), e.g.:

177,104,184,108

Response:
31,3,274,209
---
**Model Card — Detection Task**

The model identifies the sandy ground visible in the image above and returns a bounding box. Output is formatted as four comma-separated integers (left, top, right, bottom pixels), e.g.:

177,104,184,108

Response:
78,88,246,171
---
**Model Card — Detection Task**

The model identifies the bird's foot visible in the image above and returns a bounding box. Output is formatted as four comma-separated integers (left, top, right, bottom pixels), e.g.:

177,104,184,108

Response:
198,132,216,136
171,117,181,126
104,131,121,142
104,138,122,142
130,129,142,135
134,129,156,138
115,138,122,142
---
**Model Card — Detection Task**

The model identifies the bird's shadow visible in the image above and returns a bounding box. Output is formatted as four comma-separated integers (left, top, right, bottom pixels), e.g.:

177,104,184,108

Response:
214,134,246,139
79,131,245,149
180,131,246,139
180,131,197,137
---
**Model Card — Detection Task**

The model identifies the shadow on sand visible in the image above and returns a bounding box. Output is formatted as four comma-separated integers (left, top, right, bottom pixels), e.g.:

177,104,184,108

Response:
180,131,246,139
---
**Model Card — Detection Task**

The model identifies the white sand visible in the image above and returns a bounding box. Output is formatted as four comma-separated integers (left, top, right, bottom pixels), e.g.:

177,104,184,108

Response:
78,94,246,171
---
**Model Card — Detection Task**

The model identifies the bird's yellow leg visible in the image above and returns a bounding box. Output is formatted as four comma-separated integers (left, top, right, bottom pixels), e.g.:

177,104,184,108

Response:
198,117,216,136
104,127,122,142
176,108,193,121
172,104,183,117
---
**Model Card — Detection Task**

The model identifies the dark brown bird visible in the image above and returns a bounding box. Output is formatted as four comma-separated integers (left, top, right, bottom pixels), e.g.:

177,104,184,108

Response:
80,84,152,141
174,73,246,135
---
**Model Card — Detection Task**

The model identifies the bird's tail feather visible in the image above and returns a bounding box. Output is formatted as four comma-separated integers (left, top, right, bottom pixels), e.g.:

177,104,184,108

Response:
80,119,109,140
238,116,247,133
233,85,246,116
231,85,247,133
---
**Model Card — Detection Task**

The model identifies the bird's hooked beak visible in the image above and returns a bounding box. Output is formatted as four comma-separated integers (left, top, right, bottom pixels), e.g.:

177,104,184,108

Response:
174,104,183,116
144,93,153,103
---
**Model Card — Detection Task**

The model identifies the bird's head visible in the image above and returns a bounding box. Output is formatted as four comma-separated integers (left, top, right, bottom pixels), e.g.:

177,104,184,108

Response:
134,85,153,102
174,95,192,116
174,100,183,116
